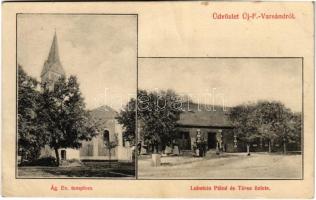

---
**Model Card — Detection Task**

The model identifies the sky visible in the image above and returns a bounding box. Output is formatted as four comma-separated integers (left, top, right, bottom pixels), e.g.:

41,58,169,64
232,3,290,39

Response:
17,14,137,111
17,15,302,113
139,58,302,112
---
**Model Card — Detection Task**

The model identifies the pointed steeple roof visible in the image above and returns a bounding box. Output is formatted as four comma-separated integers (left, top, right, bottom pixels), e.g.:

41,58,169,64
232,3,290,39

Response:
41,31,65,77
47,31,60,63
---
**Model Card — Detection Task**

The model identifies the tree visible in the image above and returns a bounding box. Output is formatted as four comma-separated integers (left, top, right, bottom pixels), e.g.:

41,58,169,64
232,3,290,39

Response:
104,133,118,167
137,89,183,153
230,100,302,155
116,89,183,154
116,98,136,145
39,75,97,166
229,103,259,155
254,101,290,153
290,113,302,150
17,65,46,162
279,112,302,154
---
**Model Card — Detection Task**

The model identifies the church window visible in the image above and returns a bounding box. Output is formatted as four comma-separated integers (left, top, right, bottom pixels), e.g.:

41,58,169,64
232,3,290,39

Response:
103,130,110,144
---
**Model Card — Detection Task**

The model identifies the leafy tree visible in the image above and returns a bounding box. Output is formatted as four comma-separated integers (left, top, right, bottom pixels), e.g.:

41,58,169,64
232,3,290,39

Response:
229,103,259,155
254,101,290,153
279,112,302,153
137,89,183,153
17,65,46,162
116,89,183,154
104,133,118,167
292,113,302,147
39,75,97,166
116,98,136,145
230,101,302,154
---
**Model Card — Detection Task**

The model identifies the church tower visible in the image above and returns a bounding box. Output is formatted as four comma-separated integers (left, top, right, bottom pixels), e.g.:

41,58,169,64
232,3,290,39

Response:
41,32,65,89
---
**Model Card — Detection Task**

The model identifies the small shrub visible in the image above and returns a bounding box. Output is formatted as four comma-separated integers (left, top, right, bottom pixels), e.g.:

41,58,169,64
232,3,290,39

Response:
20,156,57,166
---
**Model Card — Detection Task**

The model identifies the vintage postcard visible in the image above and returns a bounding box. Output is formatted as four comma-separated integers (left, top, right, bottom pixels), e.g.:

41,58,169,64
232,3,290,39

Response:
2,1,314,198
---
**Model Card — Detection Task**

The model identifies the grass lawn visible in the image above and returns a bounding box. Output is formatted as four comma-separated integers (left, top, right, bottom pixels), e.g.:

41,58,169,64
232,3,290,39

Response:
138,153,302,179
18,161,135,178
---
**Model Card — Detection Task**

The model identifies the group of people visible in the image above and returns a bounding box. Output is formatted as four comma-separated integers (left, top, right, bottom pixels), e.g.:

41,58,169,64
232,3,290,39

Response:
137,130,225,157
194,130,207,157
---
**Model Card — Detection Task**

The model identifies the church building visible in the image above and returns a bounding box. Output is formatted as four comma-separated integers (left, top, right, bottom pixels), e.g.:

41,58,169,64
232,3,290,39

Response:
40,32,133,162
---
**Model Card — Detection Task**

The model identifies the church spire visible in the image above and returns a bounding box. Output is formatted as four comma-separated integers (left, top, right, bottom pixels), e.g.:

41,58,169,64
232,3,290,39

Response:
41,31,65,79
47,31,60,63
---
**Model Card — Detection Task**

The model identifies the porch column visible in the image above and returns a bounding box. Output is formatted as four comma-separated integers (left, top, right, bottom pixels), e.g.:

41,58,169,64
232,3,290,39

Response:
234,132,238,148
220,130,223,148
216,130,223,153
218,130,223,148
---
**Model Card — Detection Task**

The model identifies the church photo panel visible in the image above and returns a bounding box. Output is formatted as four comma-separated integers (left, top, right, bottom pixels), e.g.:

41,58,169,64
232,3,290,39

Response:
16,14,137,178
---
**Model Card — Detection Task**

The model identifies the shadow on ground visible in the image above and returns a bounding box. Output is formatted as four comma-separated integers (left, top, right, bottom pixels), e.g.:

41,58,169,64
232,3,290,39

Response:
18,161,135,178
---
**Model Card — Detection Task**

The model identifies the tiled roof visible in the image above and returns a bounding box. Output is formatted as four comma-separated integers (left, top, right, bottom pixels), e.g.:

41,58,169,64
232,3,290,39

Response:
90,105,118,122
177,103,232,127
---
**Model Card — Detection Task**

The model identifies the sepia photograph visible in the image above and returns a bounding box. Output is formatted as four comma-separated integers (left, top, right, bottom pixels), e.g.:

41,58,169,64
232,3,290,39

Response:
2,2,314,198
137,57,303,179
16,14,137,178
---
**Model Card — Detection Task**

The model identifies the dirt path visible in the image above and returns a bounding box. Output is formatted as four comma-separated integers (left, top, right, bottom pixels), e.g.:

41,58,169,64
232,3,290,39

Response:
138,153,302,179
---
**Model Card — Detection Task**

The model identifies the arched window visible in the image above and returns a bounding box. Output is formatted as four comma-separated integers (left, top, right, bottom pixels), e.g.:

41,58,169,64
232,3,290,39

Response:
103,130,110,144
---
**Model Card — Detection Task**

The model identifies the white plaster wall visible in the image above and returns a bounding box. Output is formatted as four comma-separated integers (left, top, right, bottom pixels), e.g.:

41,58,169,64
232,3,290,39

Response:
117,146,133,161
59,148,80,160
115,121,124,147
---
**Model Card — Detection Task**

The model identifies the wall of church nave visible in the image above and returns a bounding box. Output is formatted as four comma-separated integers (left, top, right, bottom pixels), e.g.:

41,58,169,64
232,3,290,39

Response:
79,140,94,157
97,138,117,157
117,146,133,161
79,137,119,160
59,148,80,160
